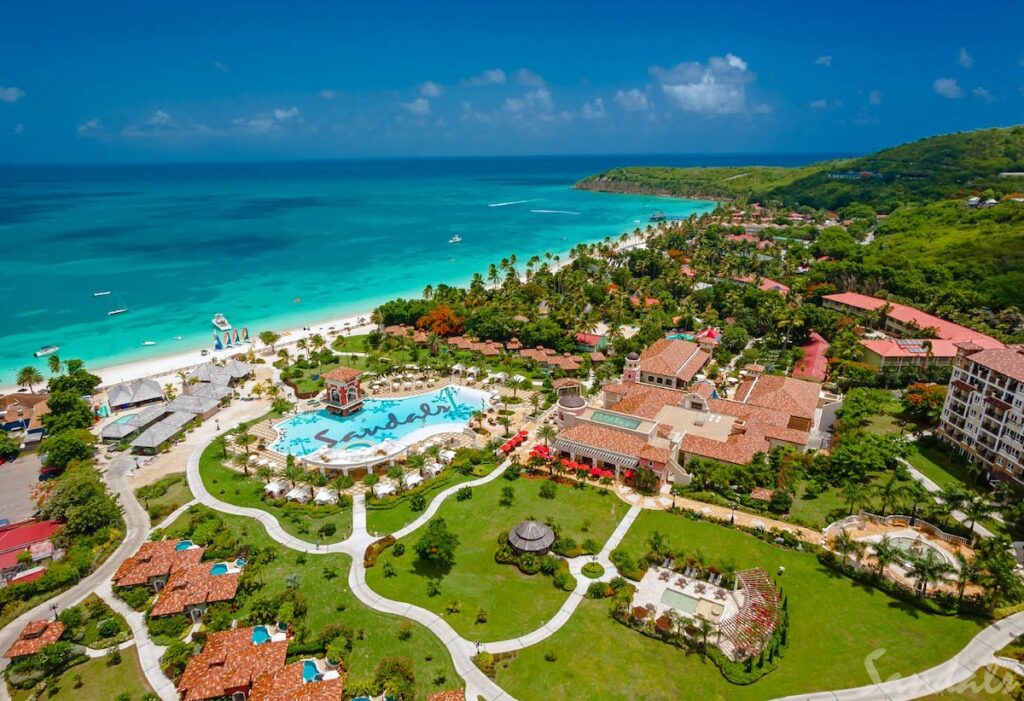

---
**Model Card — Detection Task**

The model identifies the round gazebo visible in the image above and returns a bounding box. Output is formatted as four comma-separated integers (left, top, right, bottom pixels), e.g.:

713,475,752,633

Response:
508,520,555,555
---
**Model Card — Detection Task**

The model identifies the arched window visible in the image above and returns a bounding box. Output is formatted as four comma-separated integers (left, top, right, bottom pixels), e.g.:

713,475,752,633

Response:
329,387,341,404
346,385,358,403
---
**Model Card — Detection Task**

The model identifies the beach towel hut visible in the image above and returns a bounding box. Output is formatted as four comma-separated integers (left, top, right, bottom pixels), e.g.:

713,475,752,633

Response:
264,480,288,499
314,488,339,505
285,485,312,504
403,473,424,490
466,366,481,379
422,462,443,478
373,482,397,499
489,371,508,384
438,449,456,465
451,363,465,375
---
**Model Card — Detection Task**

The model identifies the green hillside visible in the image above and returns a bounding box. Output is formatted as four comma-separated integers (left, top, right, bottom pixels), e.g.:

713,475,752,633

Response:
576,125,1024,211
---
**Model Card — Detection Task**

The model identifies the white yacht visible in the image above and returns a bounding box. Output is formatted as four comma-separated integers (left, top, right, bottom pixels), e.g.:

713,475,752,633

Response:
108,308,129,316
212,313,232,332
33,345,59,358
448,234,462,244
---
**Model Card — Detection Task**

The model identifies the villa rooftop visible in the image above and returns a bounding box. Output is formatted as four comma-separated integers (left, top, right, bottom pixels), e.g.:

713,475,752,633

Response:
638,338,710,383
150,559,241,617
178,627,288,701
322,366,362,383
250,661,344,701
113,539,203,587
3,620,65,658
106,377,164,407
733,373,819,422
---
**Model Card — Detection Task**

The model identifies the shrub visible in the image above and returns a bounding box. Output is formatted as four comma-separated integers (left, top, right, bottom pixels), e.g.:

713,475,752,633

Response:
410,493,426,512
518,553,540,575
317,522,337,538
539,482,557,499
147,614,189,640
363,536,396,568
586,580,614,599
97,618,120,638
455,486,472,501
544,650,557,662
476,608,488,624
393,543,406,557
539,555,560,576
504,464,521,480
426,578,442,597
553,570,576,591
552,537,581,558
581,562,605,579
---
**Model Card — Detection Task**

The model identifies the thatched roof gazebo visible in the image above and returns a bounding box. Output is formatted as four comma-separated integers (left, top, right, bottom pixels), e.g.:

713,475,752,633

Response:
508,520,555,555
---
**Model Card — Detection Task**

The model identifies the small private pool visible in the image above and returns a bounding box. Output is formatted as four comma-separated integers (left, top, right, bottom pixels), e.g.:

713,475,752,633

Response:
113,413,137,424
210,563,228,575
667,333,695,341
252,625,270,644
591,410,642,431
175,540,194,551
660,587,700,614
302,659,320,682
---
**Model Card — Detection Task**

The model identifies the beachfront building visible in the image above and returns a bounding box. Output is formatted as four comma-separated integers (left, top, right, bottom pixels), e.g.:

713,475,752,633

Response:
3,620,65,661
0,393,49,445
937,344,1024,485
552,348,828,487
100,404,167,442
106,377,165,411
632,338,710,390
323,366,364,416
189,359,254,387
822,292,1003,369
178,627,289,701
117,391,226,454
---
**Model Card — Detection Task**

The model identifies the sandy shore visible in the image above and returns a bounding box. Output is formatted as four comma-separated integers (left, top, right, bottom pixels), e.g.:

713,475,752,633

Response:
0,229,653,395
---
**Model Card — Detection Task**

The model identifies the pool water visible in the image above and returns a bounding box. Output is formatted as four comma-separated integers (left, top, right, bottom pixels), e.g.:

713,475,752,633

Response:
302,659,319,682
667,333,695,341
252,626,270,644
271,385,491,457
660,587,700,614
175,540,194,551
209,563,228,575
114,413,137,424
890,536,951,566
591,410,642,430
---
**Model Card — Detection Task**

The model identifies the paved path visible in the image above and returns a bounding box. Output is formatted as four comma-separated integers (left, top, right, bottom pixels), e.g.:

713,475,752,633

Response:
900,457,995,539
776,612,1024,700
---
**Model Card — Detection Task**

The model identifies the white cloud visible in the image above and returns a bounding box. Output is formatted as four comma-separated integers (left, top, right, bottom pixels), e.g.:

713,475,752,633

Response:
581,98,606,121
809,98,842,110
614,88,649,112
402,97,431,115
973,86,994,102
815,55,833,67
933,78,964,98
515,68,546,87
958,48,973,69
868,89,883,106
651,53,756,115
148,110,171,126
273,107,299,121
13,123,24,134
420,81,443,98
461,68,506,87
318,89,338,99
503,86,553,115
232,106,301,134
214,61,228,72
76,118,104,137
0,86,25,103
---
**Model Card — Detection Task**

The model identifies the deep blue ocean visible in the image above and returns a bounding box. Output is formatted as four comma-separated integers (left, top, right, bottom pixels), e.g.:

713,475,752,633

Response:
0,154,832,382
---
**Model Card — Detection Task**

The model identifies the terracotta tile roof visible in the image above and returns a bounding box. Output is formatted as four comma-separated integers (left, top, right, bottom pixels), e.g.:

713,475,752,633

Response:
680,423,773,465
178,628,288,701
751,487,775,502
250,662,344,701
552,378,582,390
575,332,604,346
732,374,819,421
638,339,710,383
322,367,362,383
744,363,765,373
823,292,1002,348
556,423,647,457
4,620,64,658
150,561,240,617
708,399,810,445
691,382,716,399
601,381,631,396
113,539,203,588
734,275,789,294
965,348,1024,383
639,444,671,464
793,331,830,382
590,351,607,362
606,383,686,419
859,338,960,359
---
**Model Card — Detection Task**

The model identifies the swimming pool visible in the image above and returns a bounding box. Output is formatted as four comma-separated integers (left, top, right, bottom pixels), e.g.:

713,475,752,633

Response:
174,540,194,551
210,563,228,575
252,625,270,644
667,333,695,341
271,385,492,457
660,587,700,614
113,413,137,424
591,410,642,431
302,659,320,682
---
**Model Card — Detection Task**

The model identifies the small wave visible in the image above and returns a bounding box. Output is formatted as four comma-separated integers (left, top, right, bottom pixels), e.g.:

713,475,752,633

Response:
530,209,581,215
488,199,535,208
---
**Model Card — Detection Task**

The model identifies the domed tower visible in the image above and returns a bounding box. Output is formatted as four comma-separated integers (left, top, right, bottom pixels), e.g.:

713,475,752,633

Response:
622,351,640,383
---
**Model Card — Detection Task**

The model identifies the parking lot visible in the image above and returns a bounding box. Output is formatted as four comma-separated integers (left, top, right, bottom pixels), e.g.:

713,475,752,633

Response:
0,453,42,523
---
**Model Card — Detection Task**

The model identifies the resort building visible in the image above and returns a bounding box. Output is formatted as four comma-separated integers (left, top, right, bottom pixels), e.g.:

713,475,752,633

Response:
113,538,203,591
178,626,289,701
149,556,242,620
0,519,62,582
164,394,222,420
100,403,167,442
3,620,65,661
553,351,828,486
323,366,364,416
189,359,254,387
575,332,608,353
0,393,49,444
822,292,1003,369
733,274,790,295
938,344,1024,485
792,331,830,382
627,338,710,390
249,661,344,700
130,410,198,454
518,346,584,374
105,377,165,411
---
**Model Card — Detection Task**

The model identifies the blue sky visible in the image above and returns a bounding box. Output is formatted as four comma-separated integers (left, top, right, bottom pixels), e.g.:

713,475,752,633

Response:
1,0,1023,162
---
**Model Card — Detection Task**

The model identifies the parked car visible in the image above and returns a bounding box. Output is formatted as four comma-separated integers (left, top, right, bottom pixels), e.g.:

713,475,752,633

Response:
38,467,62,481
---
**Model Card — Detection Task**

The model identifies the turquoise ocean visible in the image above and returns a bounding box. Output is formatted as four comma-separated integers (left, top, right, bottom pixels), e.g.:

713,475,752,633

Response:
0,155,823,383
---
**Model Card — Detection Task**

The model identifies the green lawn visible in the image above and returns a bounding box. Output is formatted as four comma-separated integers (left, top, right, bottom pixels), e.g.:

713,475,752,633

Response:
907,444,983,494
921,664,1020,699
163,505,458,699
788,471,888,528
65,594,132,649
366,477,629,641
198,444,352,543
494,511,987,700
366,469,481,537
11,648,154,701
136,473,193,525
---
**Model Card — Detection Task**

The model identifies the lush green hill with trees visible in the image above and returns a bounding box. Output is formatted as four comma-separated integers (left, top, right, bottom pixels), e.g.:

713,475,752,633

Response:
577,125,1024,212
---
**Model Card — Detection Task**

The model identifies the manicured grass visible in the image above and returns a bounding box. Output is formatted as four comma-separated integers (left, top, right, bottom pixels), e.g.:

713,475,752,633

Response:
788,471,888,528
11,648,154,701
366,469,481,536
136,472,193,525
494,511,987,700
907,444,983,494
921,664,1020,699
366,477,629,641
198,444,352,543
65,594,132,649
163,506,458,699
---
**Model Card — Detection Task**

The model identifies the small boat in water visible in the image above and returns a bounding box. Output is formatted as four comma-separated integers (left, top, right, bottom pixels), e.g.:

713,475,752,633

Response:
174,336,183,341
448,234,462,244
142,341,156,346
212,313,232,332
33,345,59,358
93,291,111,297
649,211,667,222
108,308,128,316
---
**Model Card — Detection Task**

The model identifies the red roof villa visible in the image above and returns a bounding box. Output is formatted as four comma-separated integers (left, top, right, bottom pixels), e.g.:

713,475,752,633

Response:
3,620,65,660
0,519,62,581
178,627,289,701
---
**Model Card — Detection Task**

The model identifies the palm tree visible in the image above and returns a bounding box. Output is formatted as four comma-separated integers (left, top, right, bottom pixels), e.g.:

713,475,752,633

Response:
497,415,512,437
258,330,281,353
163,383,177,400
697,618,714,656
961,495,996,544
232,451,252,477
937,486,967,515
235,430,257,457
15,366,43,393
871,536,900,577
296,338,309,361
645,531,669,558
874,474,902,517
953,552,981,604
833,531,863,567
537,424,557,447
47,354,62,375
841,480,869,515
283,461,305,487
213,434,229,459
255,464,275,484
907,556,953,598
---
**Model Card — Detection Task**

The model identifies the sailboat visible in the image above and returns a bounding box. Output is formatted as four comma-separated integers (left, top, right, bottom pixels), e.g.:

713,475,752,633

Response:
214,331,223,351
223,331,233,349
231,328,240,346
241,326,250,344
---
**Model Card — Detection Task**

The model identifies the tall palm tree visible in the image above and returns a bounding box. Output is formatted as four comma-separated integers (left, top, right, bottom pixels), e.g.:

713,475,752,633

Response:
833,531,863,567
907,556,953,598
235,430,257,457
232,451,252,477
874,474,902,517
953,552,981,604
255,463,275,484
47,354,62,376
872,536,900,577
841,480,869,515
937,486,968,515
283,461,305,487
961,495,996,544
15,366,43,393
296,338,309,361
497,415,512,437
645,531,669,557
537,424,557,447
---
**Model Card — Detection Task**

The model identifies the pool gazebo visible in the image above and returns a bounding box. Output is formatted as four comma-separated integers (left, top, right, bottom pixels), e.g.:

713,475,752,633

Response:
508,520,555,555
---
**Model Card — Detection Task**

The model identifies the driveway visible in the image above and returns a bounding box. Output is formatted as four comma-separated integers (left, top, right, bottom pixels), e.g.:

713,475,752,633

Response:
0,453,42,523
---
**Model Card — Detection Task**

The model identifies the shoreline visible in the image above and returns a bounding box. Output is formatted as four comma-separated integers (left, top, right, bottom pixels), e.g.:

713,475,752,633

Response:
0,219,670,396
